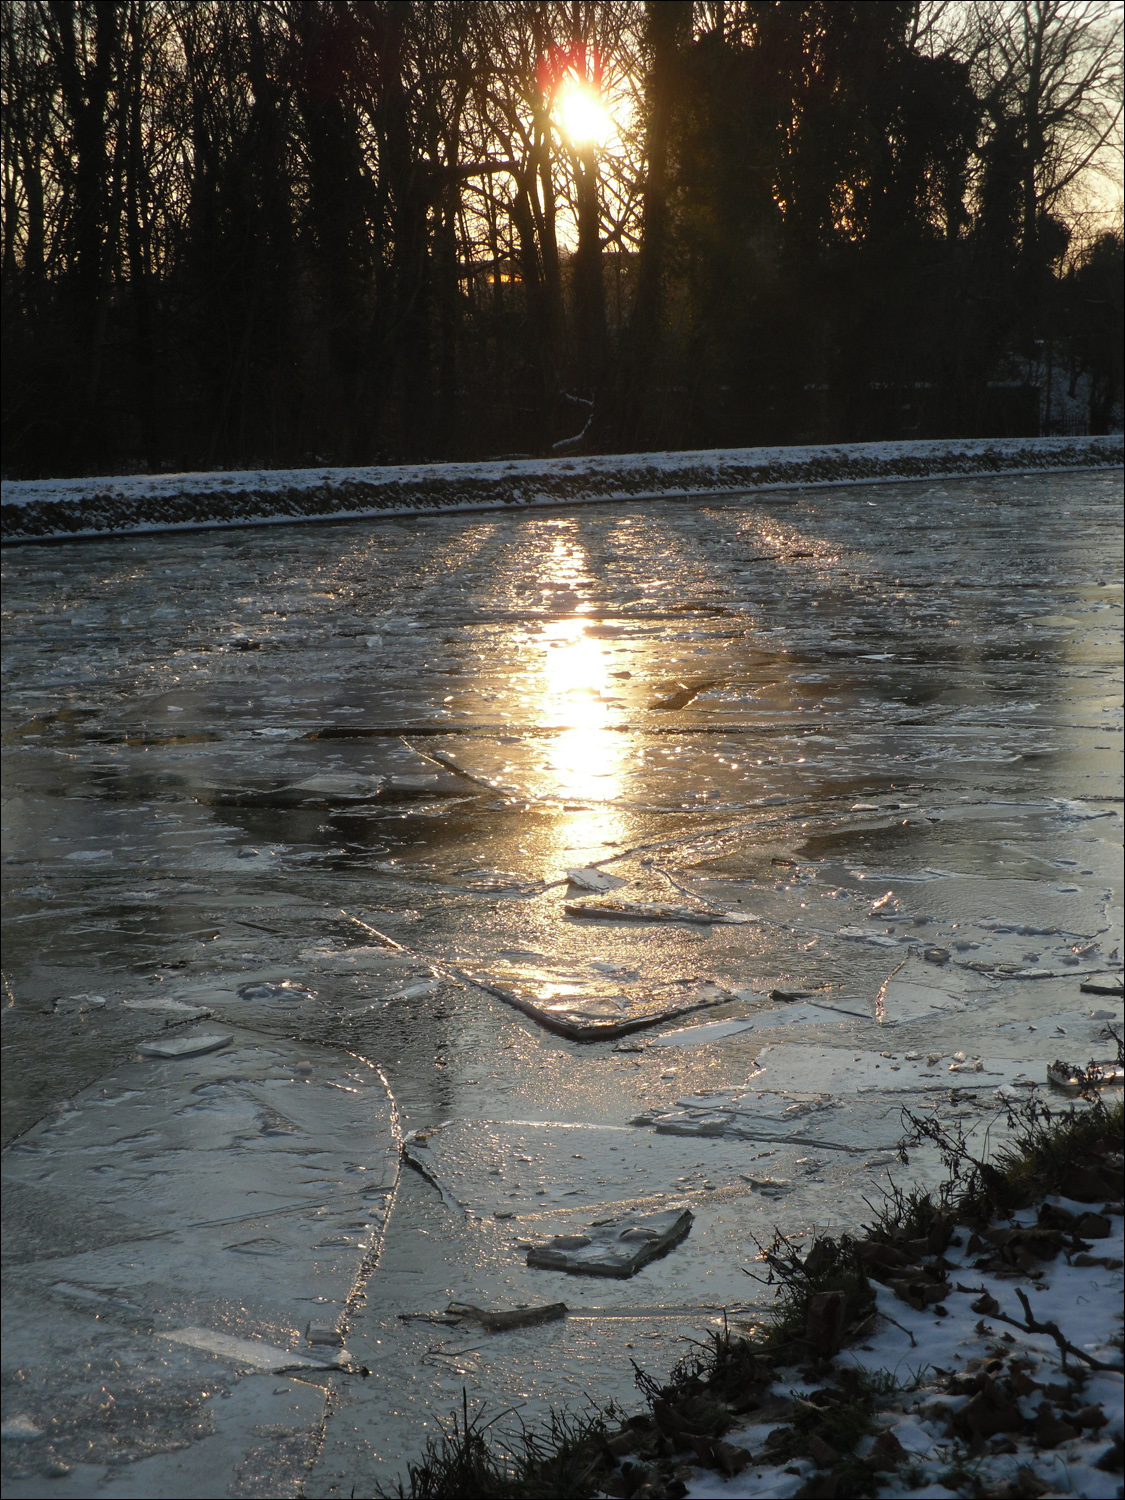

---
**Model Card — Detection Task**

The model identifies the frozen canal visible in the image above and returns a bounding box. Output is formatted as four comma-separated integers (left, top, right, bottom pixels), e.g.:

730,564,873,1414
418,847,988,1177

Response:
2,469,1122,1496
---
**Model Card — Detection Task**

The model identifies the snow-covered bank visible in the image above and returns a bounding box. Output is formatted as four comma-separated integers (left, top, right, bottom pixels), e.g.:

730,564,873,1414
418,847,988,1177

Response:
2,435,1121,543
683,1204,1124,1500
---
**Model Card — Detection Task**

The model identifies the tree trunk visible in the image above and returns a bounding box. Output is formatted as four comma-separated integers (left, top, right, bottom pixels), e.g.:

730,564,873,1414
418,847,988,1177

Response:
50,0,118,360
124,0,158,465
572,143,604,398
627,0,689,441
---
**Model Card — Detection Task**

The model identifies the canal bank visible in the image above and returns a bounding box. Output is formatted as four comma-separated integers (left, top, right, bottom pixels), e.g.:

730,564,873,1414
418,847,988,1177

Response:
3,435,1121,544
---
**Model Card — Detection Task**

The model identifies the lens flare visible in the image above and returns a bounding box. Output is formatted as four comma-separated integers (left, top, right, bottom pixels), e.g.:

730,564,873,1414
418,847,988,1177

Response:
558,80,614,149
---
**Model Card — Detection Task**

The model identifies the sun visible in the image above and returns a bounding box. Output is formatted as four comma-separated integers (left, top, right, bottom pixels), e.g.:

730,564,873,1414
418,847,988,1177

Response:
557,78,615,149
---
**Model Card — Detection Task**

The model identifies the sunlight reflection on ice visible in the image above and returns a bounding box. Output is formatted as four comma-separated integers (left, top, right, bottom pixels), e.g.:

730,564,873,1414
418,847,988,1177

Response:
534,534,628,853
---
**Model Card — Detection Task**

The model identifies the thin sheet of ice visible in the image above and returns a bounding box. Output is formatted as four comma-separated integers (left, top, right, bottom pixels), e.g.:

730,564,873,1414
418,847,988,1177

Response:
1,1027,397,1489
632,1045,1044,1150
751,1043,1040,1094
652,1002,868,1048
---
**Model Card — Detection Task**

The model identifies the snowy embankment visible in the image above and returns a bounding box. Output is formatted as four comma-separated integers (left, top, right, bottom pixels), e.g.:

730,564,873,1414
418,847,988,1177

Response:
2,434,1121,543
684,1205,1124,1500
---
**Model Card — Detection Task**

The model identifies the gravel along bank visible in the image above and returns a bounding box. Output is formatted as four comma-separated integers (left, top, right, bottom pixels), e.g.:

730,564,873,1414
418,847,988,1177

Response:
3,435,1121,543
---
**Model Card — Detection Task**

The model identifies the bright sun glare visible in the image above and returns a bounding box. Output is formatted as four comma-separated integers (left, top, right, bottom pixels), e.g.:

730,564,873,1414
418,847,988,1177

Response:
557,79,615,149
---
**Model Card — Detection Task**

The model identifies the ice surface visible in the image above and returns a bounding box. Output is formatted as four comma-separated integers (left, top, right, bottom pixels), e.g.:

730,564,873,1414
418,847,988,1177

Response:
750,1041,1037,1093
399,1117,853,1220
2,466,1121,1494
1,1029,397,1492
631,1044,1047,1151
652,1000,871,1048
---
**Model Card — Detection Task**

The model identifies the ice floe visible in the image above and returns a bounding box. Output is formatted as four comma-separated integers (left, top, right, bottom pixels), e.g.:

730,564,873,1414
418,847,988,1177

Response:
565,898,753,925
460,958,733,1041
526,1208,694,1278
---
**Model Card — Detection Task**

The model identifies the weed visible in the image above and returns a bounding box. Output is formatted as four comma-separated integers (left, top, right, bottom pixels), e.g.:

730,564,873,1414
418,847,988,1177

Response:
864,1177,955,1245
829,1455,879,1497
374,1390,615,1500
897,1072,1123,1226
937,1450,984,1495
836,1365,915,1401
747,1230,876,1360
661,1319,773,1408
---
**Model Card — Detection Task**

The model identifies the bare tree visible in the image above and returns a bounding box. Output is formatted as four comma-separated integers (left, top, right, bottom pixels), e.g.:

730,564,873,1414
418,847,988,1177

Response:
952,1,1124,256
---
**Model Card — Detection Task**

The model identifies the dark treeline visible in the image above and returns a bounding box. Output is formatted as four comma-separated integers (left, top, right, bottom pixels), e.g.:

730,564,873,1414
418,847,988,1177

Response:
2,0,1122,478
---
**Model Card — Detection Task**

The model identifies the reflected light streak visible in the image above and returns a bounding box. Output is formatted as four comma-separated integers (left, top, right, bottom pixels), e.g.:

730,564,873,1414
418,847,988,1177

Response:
533,537,627,852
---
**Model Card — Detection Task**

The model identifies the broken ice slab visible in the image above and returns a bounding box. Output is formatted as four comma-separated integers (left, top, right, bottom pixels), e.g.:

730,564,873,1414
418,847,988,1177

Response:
526,1209,693,1278
444,1300,568,1332
632,1045,1046,1150
462,960,732,1041
1046,1060,1125,1093
652,1001,867,1049
874,957,983,1025
237,979,315,1004
1081,974,1125,996
1053,798,1118,822
188,772,391,808
381,771,467,800
0,1415,44,1442
306,1322,346,1347
564,899,753,925
122,996,212,1019
281,772,386,804
565,866,627,893
137,1031,233,1059
298,944,424,978
653,1018,767,1048
836,925,902,949
631,1094,878,1151
740,1175,792,1198
164,1325,349,1371
446,865,545,894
